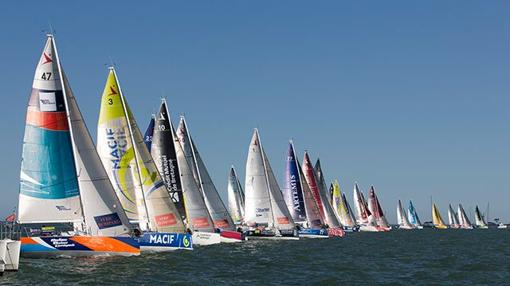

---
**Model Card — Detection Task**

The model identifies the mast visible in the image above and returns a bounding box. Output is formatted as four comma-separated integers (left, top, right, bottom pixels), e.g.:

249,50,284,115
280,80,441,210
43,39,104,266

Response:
111,67,151,231
50,34,87,231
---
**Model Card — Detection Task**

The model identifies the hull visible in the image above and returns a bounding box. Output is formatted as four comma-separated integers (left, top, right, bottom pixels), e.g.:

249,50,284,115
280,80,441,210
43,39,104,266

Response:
4,240,20,271
342,226,360,233
20,236,140,257
246,229,299,240
398,225,414,230
434,225,448,230
299,228,329,239
498,224,508,229
192,232,221,246
138,233,193,252
220,230,245,243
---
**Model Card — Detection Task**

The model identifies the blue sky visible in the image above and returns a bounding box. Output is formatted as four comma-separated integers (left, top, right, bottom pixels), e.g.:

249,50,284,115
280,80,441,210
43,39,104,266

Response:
1,1,509,223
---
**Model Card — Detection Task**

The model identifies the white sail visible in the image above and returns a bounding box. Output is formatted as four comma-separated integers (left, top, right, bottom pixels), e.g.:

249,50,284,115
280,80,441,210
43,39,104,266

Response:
474,206,487,228
18,36,83,224
174,133,215,232
227,166,245,224
457,204,473,229
244,129,294,231
62,72,131,235
298,160,323,228
448,204,460,228
396,200,413,229
261,143,295,231
353,183,373,225
244,130,273,226
176,117,234,230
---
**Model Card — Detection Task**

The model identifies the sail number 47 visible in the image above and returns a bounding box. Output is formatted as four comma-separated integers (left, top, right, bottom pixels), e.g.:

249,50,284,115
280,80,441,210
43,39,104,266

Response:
41,72,52,80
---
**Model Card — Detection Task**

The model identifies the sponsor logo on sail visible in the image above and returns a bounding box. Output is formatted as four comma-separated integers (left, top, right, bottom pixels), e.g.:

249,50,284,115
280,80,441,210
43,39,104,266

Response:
94,213,122,229
155,213,177,227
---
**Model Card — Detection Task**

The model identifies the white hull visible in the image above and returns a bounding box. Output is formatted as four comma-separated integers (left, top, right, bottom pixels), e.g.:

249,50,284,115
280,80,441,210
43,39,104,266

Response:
192,232,221,246
398,225,415,230
359,225,382,232
140,246,193,252
220,236,244,243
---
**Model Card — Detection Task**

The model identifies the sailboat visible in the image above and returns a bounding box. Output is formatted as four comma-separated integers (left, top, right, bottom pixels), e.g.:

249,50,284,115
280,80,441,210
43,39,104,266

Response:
244,130,298,240
19,35,140,257
407,201,423,229
432,203,448,229
227,166,245,225
474,206,488,229
353,183,380,232
457,204,474,229
332,181,358,232
143,114,155,151
367,187,391,231
397,200,414,230
447,204,460,229
301,154,344,237
96,68,192,251
282,142,328,238
176,117,243,242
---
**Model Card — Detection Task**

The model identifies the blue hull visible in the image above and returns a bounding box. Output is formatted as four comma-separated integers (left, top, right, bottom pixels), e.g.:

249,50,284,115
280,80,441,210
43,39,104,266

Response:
298,228,328,237
137,232,193,251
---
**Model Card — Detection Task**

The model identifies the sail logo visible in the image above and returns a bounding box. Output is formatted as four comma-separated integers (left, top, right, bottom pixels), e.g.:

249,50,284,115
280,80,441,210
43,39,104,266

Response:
94,213,122,229
55,205,71,211
155,213,177,227
289,174,302,212
42,52,52,65
39,92,57,112
105,128,128,169
149,233,175,244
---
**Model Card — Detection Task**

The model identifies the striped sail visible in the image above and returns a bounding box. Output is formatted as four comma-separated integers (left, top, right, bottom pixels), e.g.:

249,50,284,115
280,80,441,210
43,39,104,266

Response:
282,142,306,223
448,204,460,228
367,187,390,229
407,200,422,227
432,203,447,229
296,150,323,228
177,117,234,230
97,69,185,233
314,159,342,228
227,166,245,224
302,152,326,222
19,36,82,224
457,204,473,229
143,115,155,151
151,100,185,217
174,131,215,232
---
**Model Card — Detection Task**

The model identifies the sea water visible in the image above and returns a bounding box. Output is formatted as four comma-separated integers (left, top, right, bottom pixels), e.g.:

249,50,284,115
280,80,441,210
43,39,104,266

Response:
1,229,510,285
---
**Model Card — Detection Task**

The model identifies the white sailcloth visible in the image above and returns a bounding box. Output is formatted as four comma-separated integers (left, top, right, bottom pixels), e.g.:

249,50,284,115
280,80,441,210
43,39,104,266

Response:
448,204,460,228
396,200,413,229
227,167,245,224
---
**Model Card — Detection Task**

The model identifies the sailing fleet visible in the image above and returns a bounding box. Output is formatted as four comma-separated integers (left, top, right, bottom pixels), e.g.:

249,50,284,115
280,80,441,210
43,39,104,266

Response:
4,34,506,263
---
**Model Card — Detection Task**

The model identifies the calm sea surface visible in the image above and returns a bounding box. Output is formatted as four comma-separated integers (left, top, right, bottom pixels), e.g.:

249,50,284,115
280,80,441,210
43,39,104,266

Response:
2,229,510,285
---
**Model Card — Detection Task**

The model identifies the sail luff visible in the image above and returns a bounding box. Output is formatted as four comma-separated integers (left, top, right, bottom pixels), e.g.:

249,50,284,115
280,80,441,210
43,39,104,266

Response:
314,159,342,228
432,203,447,228
282,142,307,223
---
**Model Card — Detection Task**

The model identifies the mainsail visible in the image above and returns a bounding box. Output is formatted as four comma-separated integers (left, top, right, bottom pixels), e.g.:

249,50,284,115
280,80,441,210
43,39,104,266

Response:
407,200,422,227
19,35,132,236
177,117,235,230
244,130,294,231
353,183,375,226
314,159,342,228
332,181,354,227
143,115,155,151
343,192,357,227
302,153,340,228
432,203,447,229
282,142,306,223
457,204,473,229
227,166,245,224
474,205,487,228
367,187,390,229
151,100,185,217
97,68,185,233
447,204,460,228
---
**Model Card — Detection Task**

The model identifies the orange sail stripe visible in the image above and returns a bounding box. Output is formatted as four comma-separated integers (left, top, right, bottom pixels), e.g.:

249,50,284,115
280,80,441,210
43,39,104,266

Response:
26,108,69,131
